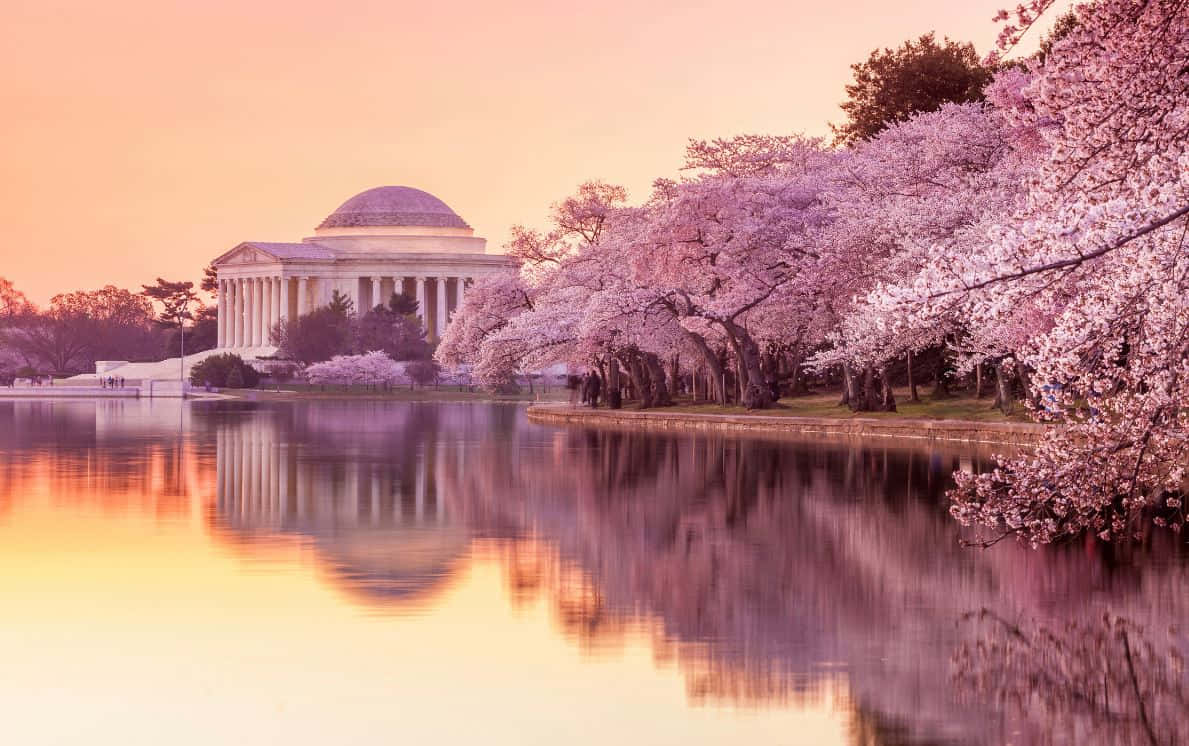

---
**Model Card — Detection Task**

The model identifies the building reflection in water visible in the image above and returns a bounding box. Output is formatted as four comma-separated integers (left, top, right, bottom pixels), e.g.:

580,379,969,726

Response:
210,403,485,606
201,402,1187,745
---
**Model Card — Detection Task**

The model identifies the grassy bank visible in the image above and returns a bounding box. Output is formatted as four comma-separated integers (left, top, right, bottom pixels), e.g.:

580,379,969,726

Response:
647,388,1032,423
213,384,1029,422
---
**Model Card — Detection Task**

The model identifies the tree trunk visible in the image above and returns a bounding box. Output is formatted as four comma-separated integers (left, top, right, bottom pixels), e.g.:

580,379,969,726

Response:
1017,365,1038,409
975,362,985,399
722,323,772,409
907,351,919,402
877,366,897,412
840,362,858,407
787,348,806,396
637,357,654,409
994,360,1014,415
623,353,652,409
861,364,877,411
932,358,951,399
682,329,727,405
645,353,673,407
607,355,622,409
845,363,897,413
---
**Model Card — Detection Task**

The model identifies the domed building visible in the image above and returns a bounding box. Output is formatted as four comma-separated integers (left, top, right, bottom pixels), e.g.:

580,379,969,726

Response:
211,186,509,352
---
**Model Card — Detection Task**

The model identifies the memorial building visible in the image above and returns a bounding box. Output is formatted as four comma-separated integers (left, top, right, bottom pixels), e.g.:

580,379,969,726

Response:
211,186,508,353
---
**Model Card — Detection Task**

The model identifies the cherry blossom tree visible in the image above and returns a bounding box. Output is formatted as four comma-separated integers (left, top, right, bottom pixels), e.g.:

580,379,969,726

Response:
437,182,629,389
809,98,1029,410
305,351,406,387
894,0,1189,544
438,0,1188,540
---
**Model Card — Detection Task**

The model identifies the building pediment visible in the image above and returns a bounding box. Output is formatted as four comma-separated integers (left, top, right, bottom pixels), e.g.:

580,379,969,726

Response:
212,241,337,267
213,244,273,265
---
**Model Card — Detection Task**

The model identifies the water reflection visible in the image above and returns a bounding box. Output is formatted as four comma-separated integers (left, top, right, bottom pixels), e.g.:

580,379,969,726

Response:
1,399,1185,745
211,405,467,605
0,399,209,515
450,426,1187,745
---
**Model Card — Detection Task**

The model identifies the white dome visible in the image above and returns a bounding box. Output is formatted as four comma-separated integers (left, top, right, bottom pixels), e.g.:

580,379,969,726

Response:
317,186,470,230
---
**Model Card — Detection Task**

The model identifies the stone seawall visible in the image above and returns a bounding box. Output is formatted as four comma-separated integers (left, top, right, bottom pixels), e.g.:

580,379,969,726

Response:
525,403,1047,447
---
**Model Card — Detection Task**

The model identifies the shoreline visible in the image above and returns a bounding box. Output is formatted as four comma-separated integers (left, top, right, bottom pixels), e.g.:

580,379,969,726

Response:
525,402,1047,447
214,389,559,404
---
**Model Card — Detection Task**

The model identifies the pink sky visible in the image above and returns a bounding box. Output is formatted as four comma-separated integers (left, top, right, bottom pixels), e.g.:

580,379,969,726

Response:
0,0,1064,304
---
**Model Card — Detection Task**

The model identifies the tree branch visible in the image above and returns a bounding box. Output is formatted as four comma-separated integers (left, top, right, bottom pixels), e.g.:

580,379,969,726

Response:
933,204,1189,297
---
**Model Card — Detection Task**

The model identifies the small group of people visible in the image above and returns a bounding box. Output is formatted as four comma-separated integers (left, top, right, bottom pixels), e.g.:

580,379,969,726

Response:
570,371,599,409
99,376,125,389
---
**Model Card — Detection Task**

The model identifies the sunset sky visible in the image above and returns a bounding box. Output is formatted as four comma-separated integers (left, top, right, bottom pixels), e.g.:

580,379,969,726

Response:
1,0,1063,304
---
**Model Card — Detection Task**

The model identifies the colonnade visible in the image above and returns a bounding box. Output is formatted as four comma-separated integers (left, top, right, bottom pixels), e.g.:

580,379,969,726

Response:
217,276,288,350
369,274,470,341
217,274,472,349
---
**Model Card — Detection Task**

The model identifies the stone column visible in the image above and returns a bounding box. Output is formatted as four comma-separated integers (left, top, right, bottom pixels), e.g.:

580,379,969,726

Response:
247,276,256,349
270,277,278,341
297,277,309,317
415,276,427,332
371,276,382,310
435,276,447,340
240,278,249,348
260,277,270,346
268,279,275,339
456,276,467,313
234,278,245,348
259,277,269,347
268,277,277,337
279,276,290,324
248,277,259,347
259,277,268,346
240,277,250,348
217,280,226,348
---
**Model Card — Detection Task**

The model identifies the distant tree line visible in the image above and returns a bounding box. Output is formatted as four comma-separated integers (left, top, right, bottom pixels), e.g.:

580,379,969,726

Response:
0,276,217,379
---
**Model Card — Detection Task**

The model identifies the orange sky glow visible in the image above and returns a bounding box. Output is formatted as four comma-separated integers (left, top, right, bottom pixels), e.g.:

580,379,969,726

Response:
1,0,1064,305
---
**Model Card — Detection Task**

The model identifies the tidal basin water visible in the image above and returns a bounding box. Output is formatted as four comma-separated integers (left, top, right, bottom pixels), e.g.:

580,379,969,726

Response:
1,400,1185,745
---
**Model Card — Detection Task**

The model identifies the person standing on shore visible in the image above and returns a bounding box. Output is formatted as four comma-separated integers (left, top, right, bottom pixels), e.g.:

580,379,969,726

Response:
585,371,601,409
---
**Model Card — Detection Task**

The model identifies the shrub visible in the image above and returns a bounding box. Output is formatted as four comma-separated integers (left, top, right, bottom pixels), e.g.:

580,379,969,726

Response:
406,359,441,387
225,365,244,388
189,353,259,388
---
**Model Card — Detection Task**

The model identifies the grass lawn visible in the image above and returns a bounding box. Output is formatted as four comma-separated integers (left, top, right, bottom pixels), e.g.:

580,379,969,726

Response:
658,387,1032,423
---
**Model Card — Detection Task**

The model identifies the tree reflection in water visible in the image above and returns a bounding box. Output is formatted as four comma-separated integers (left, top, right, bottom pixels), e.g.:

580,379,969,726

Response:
955,610,1187,746
440,422,1189,745
23,400,1173,746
